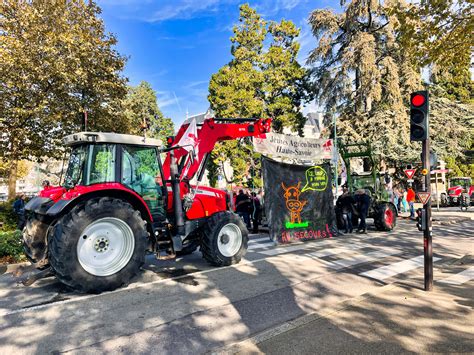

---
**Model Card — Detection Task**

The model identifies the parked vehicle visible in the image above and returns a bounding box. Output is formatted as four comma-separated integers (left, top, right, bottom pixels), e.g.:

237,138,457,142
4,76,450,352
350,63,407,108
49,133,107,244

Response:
447,177,473,206
339,142,397,231
23,118,271,293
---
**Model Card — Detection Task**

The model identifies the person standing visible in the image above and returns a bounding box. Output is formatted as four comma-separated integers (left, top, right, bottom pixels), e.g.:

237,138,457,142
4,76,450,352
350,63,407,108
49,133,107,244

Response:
13,194,26,230
354,189,371,233
235,189,251,229
407,186,416,218
401,188,408,213
250,192,261,233
393,186,400,213
336,187,355,233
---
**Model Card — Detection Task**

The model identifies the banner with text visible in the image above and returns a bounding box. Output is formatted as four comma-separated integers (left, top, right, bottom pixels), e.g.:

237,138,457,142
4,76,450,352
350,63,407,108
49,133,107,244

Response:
262,158,337,244
254,133,333,161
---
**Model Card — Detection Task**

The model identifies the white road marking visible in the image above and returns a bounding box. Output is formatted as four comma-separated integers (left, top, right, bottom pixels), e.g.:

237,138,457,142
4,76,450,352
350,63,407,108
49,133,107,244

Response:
327,249,402,270
248,237,272,244
360,255,441,281
438,266,474,285
247,243,272,251
258,239,333,256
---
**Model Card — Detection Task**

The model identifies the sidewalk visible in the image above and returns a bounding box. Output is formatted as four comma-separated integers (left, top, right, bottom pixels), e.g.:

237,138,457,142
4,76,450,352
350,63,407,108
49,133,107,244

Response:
217,273,473,354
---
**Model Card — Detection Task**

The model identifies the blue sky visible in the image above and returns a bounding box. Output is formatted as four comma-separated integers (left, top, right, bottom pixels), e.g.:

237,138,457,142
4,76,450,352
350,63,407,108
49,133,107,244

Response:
97,0,335,127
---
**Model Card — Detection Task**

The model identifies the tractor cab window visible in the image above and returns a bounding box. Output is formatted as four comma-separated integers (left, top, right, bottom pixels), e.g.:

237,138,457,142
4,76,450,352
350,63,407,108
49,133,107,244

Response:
86,144,116,185
64,145,87,188
64,144,116,188
121,146,165,221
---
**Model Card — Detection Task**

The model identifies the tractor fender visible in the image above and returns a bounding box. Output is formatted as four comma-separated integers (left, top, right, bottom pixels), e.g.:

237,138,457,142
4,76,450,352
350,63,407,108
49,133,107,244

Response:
46,187,154,225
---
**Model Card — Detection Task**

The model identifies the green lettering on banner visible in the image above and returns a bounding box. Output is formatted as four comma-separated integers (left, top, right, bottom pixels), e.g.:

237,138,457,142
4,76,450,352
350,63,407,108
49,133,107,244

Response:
285,221,309,229
301,166,328,192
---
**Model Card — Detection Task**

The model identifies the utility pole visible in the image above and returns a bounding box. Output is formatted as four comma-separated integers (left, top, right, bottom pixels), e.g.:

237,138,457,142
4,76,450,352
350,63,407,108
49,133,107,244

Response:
422,139,432,291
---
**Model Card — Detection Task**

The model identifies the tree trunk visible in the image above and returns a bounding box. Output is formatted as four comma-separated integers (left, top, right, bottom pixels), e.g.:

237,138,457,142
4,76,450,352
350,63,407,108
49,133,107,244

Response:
355,69,360,112
8,159,18,200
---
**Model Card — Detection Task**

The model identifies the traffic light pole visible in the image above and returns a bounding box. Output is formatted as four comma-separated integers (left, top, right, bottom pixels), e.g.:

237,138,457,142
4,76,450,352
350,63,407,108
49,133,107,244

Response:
422,138,433,291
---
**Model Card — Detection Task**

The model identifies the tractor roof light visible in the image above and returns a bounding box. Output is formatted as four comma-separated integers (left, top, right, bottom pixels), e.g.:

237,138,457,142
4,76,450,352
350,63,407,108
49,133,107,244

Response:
411,94,425,107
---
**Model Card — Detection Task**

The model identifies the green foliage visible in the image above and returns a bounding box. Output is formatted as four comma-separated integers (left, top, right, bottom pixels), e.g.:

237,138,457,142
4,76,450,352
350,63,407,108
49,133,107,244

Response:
445,156,474,179
0,160,31,180
209,4,310,132
206,157,219,188
391,0,473,73
431,51,473,104
0,0,129,197
208,4,309,185
0,201,17,232
0,230,24,262
308,1,420,162
123,81,174,141
308,0,474,165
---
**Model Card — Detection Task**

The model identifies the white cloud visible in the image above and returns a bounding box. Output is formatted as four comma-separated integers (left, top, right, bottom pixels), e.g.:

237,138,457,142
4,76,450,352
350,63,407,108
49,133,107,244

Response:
147,0,225,23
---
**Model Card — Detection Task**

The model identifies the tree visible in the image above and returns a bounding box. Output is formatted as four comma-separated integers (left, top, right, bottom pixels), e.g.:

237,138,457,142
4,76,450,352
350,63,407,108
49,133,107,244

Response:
0,0,128,199
391,1,473,104
263,20,308,134
391,0,473,73
208,4,309,186
123,81,174,141
430,52,473,103
308,1,422,162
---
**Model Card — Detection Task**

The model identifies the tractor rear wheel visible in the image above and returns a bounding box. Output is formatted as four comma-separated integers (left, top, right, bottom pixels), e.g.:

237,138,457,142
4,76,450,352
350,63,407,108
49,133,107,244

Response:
374,202,397,231
201,211,248,266
49,197,147,293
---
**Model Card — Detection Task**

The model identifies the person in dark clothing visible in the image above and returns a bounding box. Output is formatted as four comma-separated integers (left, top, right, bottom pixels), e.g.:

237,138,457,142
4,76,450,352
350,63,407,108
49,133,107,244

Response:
354,189,371,233
235,189,251,229
13,194,26,230
250,192,262,233
336,187,355,233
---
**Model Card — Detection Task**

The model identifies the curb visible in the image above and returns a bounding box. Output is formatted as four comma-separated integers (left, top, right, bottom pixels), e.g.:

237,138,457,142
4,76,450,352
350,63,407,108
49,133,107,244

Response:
210,283,399,355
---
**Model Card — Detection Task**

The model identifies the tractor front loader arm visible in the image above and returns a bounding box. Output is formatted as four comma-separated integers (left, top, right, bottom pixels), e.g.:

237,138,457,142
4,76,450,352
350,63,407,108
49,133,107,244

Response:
162,117,272,181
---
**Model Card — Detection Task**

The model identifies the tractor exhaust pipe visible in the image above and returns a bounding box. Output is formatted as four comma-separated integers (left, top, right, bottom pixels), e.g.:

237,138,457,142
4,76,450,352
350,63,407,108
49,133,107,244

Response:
169,150,185,249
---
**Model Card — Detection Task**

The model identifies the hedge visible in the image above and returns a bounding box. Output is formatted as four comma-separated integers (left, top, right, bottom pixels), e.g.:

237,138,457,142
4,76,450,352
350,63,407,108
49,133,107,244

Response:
0,201,18,232
0,230,24,262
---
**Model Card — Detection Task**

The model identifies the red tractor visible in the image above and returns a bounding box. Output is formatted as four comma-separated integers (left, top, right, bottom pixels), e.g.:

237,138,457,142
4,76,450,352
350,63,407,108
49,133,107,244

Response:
23,118,271,293
447,177,473,207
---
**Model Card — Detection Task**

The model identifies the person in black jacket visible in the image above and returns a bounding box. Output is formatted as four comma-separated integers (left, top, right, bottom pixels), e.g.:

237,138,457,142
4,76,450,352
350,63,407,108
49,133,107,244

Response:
13,194,26,230
354,189,371,233
336,187,355,234
235,189,251,229
250,192,262,233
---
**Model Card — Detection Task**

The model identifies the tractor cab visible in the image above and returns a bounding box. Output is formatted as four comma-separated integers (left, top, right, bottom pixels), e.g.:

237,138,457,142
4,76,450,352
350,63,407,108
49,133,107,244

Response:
59,132,167,222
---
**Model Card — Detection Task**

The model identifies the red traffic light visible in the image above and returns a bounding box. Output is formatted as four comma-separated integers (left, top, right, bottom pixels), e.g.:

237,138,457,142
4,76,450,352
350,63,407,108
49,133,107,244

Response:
411,94,425,107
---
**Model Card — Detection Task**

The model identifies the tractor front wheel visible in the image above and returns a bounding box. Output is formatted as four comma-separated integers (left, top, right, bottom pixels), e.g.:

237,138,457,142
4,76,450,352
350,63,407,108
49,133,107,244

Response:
201,211,248,266
49,197,147,293
374,203,397,231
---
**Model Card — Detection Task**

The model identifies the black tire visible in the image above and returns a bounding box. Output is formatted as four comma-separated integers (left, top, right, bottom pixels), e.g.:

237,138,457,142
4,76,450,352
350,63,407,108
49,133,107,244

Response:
374,202,397,231
49,197,147,293
201,211,248,266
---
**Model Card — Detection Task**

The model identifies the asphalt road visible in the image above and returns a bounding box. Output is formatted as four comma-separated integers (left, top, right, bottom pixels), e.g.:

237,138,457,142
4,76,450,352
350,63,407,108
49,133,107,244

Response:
0,216,472,354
